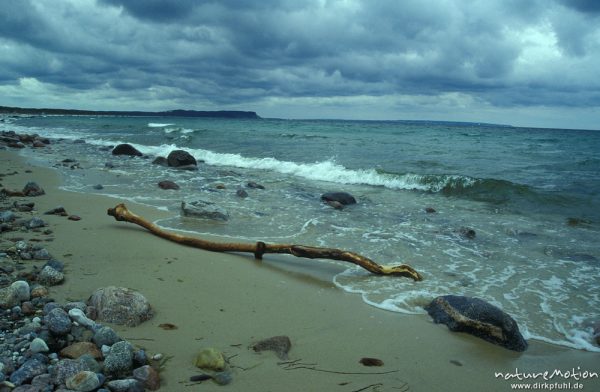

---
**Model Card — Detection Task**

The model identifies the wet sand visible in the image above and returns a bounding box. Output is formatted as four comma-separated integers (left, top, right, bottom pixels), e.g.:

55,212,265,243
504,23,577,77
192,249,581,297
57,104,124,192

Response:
2,149,599,391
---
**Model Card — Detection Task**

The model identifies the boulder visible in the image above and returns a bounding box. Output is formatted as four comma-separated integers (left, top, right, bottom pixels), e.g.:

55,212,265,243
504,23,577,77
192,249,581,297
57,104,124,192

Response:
167,149,197,167
111,144,142,157
158,180,180,190
87,286,153,327
23,181,45,196
151,156,169,166
425,295,527,351
321,192,356,205
247,181,265,189
181,199,229,221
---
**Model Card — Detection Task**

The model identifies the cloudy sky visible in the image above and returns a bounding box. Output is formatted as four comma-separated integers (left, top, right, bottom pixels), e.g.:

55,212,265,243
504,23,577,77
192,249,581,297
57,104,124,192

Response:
1,0,599,129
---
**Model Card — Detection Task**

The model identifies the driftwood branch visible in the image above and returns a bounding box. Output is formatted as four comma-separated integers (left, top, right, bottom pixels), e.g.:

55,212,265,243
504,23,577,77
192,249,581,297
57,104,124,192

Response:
107,203,423,281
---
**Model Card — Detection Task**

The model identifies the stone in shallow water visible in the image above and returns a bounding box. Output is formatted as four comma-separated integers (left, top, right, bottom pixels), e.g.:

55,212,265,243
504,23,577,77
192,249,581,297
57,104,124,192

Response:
425,295,528,352
321,192,356,205
181,199,229,221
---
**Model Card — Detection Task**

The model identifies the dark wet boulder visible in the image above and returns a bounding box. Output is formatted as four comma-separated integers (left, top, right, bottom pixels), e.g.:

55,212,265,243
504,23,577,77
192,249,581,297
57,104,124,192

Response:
158,180,180,190
321,192,356,205
112,144,143,156
167,150,197,167
152,157,169,166
247,181,265,190
236,189,248,198
425,295,527,352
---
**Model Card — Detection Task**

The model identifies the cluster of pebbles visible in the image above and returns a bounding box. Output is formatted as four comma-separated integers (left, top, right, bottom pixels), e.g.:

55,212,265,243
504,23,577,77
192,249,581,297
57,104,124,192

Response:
0,175,162,391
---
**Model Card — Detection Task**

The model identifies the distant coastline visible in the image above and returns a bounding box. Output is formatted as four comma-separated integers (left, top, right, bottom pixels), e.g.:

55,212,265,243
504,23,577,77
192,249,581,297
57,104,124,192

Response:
0,105,260,119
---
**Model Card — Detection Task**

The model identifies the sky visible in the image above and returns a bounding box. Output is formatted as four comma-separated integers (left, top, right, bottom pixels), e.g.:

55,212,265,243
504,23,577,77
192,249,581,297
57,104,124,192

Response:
1,0,599,130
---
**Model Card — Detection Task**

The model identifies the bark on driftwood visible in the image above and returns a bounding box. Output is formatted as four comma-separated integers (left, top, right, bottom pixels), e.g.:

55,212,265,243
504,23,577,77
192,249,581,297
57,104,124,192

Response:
107,203,423,281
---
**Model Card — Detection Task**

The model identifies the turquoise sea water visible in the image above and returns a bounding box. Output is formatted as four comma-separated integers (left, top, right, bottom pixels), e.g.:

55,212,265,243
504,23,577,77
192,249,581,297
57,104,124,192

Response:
3,115,600,351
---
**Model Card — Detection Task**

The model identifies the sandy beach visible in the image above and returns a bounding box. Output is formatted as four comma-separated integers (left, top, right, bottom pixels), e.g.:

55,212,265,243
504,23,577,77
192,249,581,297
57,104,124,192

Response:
2,148,599,391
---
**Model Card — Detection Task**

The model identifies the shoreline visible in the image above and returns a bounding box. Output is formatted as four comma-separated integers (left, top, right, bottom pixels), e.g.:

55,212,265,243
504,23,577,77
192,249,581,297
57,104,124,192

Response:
2,148,599,391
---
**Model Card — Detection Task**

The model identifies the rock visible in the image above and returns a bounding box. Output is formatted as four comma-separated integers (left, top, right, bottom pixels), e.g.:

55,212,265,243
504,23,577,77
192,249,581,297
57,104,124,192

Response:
425,295,527,351
66,370,101,392
44,206,67,215
11,281,30,302
68,308,96,329
93,184,104,190
359,357,384,367
151,156,168,166
132,365,160,390
0,210,16,223
26,217,46,229
321,192,356,205
106,379,143,392
104,341,134,376
9,359,46,386
158,180,179,190
60,342,103,360
425,207,437,213
167,149,197,167
181,199,229,221
44,259,65,272
32,140,46,148
87,286,153,327
46,307,72,335
133,350,148,367
458,227,476,239
194,348,225,371
213,371,233,385
38,266,65,286
51,359,85,386
30,285,49,298
0,281,30,308
246,181,265,189
236,189,248,198
252,335,292,360
325,200,344,210
22,182,45,196
68,215,82,221
92,326,120,347
29,338,49,354
32,248,51,260
112,144,142,157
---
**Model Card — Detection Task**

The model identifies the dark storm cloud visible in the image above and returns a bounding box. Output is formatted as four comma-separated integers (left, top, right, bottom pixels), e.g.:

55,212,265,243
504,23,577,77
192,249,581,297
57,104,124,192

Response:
0,0,599,126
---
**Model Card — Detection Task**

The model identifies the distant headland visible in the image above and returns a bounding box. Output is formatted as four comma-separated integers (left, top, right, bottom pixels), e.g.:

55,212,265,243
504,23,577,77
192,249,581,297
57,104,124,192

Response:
0,105,260,119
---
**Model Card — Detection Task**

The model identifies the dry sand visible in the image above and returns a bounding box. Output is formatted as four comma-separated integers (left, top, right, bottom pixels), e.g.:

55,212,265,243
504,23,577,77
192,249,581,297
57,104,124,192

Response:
1,149,599,391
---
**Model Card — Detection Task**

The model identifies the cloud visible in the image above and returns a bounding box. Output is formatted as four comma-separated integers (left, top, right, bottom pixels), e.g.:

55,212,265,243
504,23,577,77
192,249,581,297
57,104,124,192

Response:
0,0,598,128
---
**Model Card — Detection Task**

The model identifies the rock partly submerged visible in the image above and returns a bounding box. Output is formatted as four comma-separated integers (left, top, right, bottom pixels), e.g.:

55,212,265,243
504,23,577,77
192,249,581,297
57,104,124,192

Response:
425,295,528,352
181,198,229,221
111,143,143,157
321,191,357,206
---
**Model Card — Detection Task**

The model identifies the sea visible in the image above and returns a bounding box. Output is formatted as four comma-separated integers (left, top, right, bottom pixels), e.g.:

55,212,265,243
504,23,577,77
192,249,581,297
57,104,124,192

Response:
2,114,599,352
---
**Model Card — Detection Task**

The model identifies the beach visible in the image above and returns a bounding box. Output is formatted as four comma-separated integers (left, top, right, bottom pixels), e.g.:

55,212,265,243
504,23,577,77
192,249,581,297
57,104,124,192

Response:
2,147,599,391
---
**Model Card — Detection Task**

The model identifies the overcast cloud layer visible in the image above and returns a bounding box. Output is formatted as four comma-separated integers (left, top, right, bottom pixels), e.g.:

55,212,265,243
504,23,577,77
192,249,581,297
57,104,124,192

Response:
1,0,599,129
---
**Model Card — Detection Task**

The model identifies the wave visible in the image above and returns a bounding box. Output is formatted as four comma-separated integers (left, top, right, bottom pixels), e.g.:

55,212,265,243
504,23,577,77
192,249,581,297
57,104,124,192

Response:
147,123,174,127
37,133,561,206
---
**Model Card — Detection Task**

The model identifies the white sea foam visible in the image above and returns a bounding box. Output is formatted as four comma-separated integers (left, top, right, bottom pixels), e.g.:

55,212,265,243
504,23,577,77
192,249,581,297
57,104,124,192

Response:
148,123,174,127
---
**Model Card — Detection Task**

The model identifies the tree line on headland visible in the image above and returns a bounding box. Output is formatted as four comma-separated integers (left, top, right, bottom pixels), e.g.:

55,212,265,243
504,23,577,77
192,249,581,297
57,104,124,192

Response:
0,105,260,119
